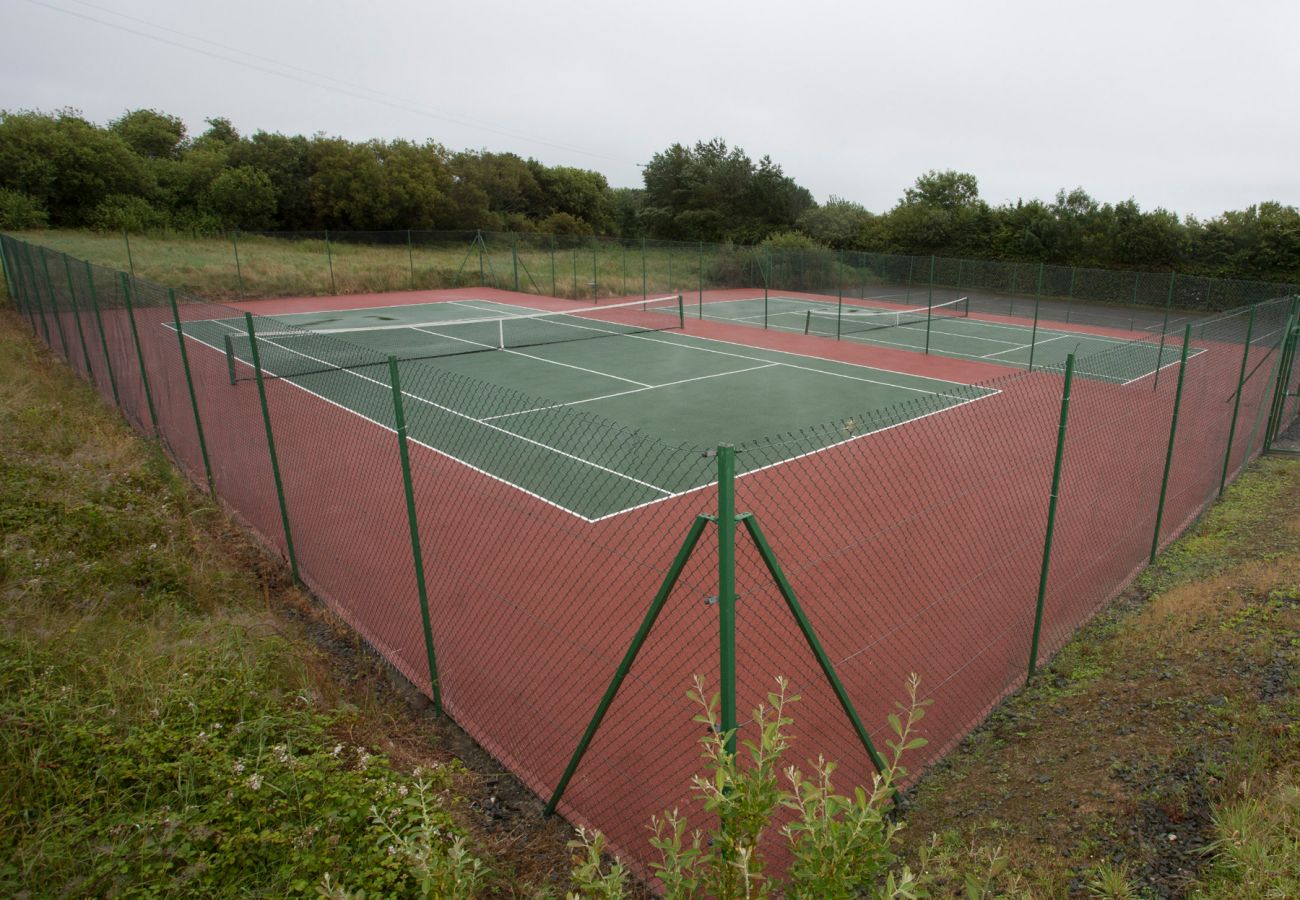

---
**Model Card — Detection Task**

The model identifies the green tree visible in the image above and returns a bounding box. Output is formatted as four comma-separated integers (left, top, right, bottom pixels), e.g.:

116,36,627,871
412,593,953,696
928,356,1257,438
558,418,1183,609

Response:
109,108,187,160
0,109,155,226
201,165,278,230
797,197,876,249
0,188,49,228
228,131,312,230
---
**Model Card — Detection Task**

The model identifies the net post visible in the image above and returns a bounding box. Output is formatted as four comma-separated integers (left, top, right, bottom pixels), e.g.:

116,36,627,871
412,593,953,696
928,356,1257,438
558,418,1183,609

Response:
387,356,442,715
407,229,415,290
1150,323,1194,563
325,229,337,294
1218,304,1257,495
168,288,215,494
738,513,891,780
121,273,160,433
232,231,245,300
835,249,844,339
677,294,684,329
1028,263,1044,371
244,311,300,581
123,228,135,276
61,253,95,379
39,248,72,359
1029,352,1076,679
924,255,935,355
641,237,648,300
223,334,237,385
717,444,738,757
544,513,712,817
1154,273,1175,391
698,240,704,318
804,310,812,335
85,260,120,407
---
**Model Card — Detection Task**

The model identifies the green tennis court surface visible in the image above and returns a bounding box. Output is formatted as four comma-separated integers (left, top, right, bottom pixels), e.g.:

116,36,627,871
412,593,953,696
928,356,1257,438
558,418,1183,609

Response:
697,295,1200,383
176,298,997,520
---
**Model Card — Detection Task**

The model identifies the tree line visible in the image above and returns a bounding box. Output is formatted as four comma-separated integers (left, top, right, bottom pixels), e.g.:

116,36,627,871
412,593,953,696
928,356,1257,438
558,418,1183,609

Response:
1,108,1297,283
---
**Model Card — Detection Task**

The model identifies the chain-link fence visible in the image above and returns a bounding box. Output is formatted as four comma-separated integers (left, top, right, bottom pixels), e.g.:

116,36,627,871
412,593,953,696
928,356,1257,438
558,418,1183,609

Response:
2,231,1297,882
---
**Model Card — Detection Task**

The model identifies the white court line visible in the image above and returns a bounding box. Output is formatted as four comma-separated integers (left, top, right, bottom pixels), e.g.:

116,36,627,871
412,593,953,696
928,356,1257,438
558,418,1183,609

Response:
481,363,779,421
175,318,998,522
981,333,1070,359
1117,346,1209,386
448,297,982,398
589,384,1000,523
204,320,678,500
408,324,651,388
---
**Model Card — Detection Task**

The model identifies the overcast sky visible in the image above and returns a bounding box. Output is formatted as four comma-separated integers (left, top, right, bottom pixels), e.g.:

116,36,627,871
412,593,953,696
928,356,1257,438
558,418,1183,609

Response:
4,0,1297,220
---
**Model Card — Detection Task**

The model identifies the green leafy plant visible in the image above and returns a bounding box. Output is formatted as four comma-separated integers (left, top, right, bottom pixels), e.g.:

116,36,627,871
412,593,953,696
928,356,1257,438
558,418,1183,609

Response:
570,673,936,898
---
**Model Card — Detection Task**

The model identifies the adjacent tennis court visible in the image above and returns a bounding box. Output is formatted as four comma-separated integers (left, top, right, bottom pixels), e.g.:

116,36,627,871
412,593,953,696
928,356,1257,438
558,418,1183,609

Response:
696,294,1199,382
173,295,998,520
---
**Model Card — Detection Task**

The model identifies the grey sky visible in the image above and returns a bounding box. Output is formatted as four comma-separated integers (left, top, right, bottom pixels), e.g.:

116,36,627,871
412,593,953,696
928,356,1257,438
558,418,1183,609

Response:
4,0,1297,220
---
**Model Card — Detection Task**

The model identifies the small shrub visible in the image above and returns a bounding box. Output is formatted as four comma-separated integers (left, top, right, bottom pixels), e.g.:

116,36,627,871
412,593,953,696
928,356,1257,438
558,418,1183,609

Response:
88,193,168,233
0,188,49,229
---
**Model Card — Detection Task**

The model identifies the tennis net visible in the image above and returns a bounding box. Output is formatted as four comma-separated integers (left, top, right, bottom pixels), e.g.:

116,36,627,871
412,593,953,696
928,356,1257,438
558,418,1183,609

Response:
221,294,685,381
803,296,969,338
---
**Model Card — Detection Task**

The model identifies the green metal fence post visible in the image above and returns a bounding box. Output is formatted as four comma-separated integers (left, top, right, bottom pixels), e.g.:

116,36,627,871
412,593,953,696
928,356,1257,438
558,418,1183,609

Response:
123,228,135,275
0,238,20,323
23,244,52,344
698,241,704,318
2,239,36,333
1065,266,1076,323
1264,314,1299,447
835,249,844,339
593,244,599,302
407,229,415,290
738,514,890,779
121,273,159,434
85,260,120,407
1150,324,1194,563
544,514,711,817
641,237,647,300
232,231,246,300
1154,273,1175,391
168,288,215,494
762,247,770,327
61,254,95,379
551,236,558,297
39,249,72,359
924,255,936,354
1028,263,1044,371
387,356,442,715
571,247,578,300
1218,305,1257,495
244,312,300,581
512,235,520,292
717,445,738,757
1028,353,1076,679
325,229,337,294
904,255,915,304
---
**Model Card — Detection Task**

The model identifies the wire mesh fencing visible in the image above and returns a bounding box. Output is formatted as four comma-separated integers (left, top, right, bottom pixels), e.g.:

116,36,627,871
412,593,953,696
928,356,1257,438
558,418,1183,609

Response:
2,230,1298,884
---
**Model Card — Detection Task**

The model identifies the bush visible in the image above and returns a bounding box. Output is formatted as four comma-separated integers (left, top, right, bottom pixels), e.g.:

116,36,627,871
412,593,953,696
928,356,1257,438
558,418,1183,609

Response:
569,674,937,898
0,188,49,229
759,230,824,252
88,193,168,233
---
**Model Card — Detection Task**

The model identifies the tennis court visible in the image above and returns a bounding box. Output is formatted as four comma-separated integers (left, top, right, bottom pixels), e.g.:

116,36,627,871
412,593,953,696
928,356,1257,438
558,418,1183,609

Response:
174,295,997,520
696,294,1200,382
